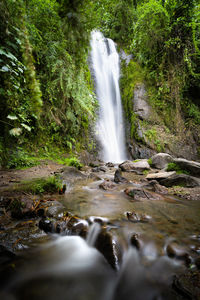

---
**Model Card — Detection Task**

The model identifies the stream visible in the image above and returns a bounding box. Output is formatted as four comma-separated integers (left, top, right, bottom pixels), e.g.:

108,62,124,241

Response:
1,166,200,300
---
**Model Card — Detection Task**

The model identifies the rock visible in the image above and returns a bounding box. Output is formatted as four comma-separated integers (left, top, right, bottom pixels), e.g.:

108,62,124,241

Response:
124,188,154,201
95,230,120,269
106,162,115,167
119,159,150,172
9,197,36,219
99,180,116,190
126,211,151,223
39,218,54,233
130,234,141,250
45,201,64,218
114,169,128,183
89,161,103,168
59,166,86,182
88,216,109,225
151,153,173,169
92,166,108,172
144,180,168,194
70,220,89,238
133,83,151,120
129,143,156,160
166,243,191,266
173,158,200,177
160,174,200,188
146,171,176,181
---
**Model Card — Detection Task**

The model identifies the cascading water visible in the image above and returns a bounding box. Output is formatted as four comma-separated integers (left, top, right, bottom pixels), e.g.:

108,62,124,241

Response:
90,31,127,163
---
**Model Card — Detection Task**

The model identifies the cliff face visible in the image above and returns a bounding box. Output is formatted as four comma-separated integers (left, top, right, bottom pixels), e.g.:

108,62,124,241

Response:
120,58,200,161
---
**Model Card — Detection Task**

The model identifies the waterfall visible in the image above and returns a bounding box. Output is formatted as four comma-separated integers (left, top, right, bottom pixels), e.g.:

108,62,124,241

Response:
90,31,127,163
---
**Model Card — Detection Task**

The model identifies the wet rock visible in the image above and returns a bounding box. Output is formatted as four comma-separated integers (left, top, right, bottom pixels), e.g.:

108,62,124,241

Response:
124,187,154,201
173,158,200,177
151,153,173,169
126,211,151,223
89,161,103,168
92,166,108,172
133,83,151,120
88,216,109,225
70,220,89,238
160,174,200,188
130,234,141,250
99,180,116,190
119,159,150,172
114,169,128,184
166,243,191,266
95,230,119,269
144,180,168,194
39,218,54,233
106,162,115,167
146,171,176,181
45,201,64,218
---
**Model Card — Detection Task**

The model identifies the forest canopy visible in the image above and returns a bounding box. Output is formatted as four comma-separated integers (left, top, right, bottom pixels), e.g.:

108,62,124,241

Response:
0,0,200,167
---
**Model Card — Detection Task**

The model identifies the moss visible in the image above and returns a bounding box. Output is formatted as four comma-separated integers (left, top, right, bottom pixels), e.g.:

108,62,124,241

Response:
143,170,149,175
167,162,190,175
12,176,63,194
147,158,153,166
120,60,145,142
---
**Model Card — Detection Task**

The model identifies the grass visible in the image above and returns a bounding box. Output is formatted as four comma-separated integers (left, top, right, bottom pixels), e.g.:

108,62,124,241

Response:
11,176,63,194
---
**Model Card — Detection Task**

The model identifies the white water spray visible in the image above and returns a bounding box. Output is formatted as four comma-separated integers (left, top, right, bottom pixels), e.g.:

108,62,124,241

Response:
90,31,127,163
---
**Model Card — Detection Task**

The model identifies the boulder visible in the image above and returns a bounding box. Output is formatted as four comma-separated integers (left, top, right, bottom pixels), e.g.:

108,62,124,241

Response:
59,166,86,183
160,174,200,188
114,169,128,183
146,171,176,181
173,158,200,177
124,187,160,201
99,180,116,190
151,153,173,169
119,159,150,172
146,180,168,194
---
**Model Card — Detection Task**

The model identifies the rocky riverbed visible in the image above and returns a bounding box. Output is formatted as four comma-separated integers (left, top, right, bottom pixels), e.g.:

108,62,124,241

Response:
0,154,200,299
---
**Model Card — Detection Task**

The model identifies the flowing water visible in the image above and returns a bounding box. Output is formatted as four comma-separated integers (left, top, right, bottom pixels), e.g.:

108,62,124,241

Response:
2,169,200,300
90,31,127,163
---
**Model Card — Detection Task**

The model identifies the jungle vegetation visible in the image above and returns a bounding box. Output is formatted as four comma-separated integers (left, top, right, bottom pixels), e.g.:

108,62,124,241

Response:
0,0,200,167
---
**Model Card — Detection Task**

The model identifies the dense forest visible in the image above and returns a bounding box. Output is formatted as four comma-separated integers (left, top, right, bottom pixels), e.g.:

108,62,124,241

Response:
0,0,200,168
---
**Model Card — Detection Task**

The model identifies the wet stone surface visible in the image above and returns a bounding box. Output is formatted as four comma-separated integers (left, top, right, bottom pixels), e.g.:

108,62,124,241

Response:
0,160,200,299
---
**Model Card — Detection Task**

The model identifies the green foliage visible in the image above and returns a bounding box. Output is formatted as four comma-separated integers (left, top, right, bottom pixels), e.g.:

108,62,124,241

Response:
120,60,144,141
14,176,63,194
132,0,170,68
167,162,190,175
6,147,40,169
147,158,153,166
56,156,83,169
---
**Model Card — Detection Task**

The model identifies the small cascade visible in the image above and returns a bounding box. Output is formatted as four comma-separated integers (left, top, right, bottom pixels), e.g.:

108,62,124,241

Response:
86,222,101,247
90,31,127,163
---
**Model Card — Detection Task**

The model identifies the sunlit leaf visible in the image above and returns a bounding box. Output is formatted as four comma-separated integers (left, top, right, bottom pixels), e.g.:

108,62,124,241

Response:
21,123,31,131
9,128,22,136
7,114,18,120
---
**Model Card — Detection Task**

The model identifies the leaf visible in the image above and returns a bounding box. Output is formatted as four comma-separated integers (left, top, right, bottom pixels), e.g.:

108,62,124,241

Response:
21,123,31,131
9,128,22,136
1,66,10,72
7,114,18,120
